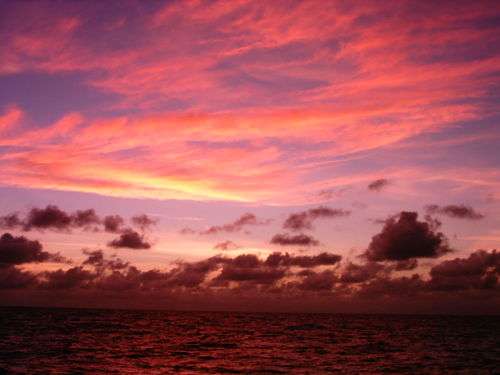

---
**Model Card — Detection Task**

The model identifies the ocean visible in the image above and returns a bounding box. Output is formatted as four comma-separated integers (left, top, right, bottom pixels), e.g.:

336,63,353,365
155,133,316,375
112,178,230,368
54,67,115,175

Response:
0,307,498,374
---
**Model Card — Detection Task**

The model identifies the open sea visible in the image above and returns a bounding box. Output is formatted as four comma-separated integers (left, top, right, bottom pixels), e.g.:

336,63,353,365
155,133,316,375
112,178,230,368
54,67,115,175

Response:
0,307,498,374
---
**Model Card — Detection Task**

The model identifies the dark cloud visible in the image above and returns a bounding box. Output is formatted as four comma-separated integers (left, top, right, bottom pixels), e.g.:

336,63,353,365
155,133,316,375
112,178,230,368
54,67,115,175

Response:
213,240,241,251
0,266,37,289
82,249,105,266
0,213,22,229
82,249,129,271
296,270,337,291
364,211,451,261
24,205,73,231
428,250,499,291
166,256,227,288
271,233,319,246
107,229,151,250
369,213,400,226
72,209,100,228
351,250,499,301
425,204,484,220
199,213,270,235
214,254,286,285
232,254,260,268
0,245,498,313
368,178,390,192
168,252,342,289
103,215,125,233
0,206,157,236
340,262,385,283
393,259,418,271
0,232,63,266
94,269,141,292
283,206,350,231
423,214,442,231
215,266,285,285
95,267,166,292
308,207,349,219
42,267,95,289
107,257,131,271
283,212,310,231
265,252,342,268
356,274,425,298
131,214,157,231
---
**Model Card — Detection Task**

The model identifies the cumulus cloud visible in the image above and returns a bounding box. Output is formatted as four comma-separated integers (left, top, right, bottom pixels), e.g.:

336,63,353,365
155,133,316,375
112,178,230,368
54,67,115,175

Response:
103,215,125,233
343,248,498,300
270,233,320,246
166,256,225,288
215,264,285,285
265,252,341,268
428,250,499,291
0,206,159,236
42,267,95,290
296,270,337,291
367,179,390,192
392,259,418,271
166,252,343,289
364,211,451,261
23,205,73,231
208,254,282,285
0,213,23,229
0,232,64,267
340,262,385,283
0,266,37,289
425,204,484,220
356,274,425,298
131,214,157,231
107,229,151,250
82,249,129,271
72,209,100,228
0,243,498,313
283,206,350,231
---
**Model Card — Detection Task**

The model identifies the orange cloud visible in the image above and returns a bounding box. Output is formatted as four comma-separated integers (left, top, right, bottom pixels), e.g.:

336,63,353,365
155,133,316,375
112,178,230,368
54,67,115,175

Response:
0,1,498,203
0,98,486,203
0,106,23,135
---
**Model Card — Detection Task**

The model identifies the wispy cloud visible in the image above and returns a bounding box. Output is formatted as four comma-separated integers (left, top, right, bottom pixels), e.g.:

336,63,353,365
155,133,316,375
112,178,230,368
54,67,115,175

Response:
0,1,498,203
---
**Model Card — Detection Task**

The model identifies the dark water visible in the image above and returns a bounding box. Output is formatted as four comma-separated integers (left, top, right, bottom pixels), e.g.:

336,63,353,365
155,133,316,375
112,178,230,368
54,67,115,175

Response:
0,307,498,374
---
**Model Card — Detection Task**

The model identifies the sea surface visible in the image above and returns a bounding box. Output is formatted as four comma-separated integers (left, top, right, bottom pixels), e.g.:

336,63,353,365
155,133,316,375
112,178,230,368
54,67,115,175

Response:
0,307,498,374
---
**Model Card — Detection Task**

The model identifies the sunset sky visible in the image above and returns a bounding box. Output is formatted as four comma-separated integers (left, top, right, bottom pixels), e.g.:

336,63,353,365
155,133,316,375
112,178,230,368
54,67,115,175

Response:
0,0,499,313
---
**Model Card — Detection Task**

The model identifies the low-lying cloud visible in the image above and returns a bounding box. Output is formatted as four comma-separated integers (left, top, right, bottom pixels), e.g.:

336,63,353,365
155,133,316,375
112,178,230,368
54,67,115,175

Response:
0,241,498,313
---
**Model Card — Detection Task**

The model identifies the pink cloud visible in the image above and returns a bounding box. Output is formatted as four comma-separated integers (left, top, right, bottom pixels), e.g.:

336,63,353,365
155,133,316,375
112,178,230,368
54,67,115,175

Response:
0,103,477,202
0,106,23,135
0,1,498,204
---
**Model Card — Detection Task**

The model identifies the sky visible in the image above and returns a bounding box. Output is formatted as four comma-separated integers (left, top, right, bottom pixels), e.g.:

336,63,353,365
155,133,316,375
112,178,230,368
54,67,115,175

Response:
0,0,499,313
